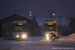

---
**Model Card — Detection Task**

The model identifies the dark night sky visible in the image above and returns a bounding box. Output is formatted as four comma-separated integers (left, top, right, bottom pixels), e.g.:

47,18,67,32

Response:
0,0,75,26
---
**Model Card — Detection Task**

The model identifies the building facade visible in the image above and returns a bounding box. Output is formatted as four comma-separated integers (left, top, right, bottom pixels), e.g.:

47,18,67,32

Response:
0,14,40,37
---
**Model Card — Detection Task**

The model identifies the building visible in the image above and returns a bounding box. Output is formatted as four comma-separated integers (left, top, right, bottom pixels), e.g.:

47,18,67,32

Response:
0,14,40,37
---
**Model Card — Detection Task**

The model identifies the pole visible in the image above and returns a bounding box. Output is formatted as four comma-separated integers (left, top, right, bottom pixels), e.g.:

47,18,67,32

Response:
50,5,52,19
34,19,35,36
33,14,35,36
59,13,61,36
59,13,61,24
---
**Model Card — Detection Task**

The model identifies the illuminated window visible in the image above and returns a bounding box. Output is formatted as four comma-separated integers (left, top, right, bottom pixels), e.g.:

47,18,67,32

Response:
48,23,53,25
19,27,22,30
15,26,18,31
50,27,52,30
18,23,23,25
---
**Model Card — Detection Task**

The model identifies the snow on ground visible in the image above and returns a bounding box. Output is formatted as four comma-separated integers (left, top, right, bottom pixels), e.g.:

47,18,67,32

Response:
0,36,75,50
58,33,75,41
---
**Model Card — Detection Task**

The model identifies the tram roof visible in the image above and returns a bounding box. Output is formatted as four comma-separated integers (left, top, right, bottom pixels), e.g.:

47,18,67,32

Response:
45,20,56,21
45,20,57,23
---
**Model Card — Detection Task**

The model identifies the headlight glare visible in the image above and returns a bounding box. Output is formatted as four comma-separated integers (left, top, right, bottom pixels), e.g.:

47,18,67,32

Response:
16,35,19,38
46,37,49,40
46,34,49,37
22,34,26,38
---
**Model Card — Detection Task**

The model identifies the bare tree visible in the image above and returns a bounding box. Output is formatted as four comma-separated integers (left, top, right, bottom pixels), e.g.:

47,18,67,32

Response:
68,16,75,28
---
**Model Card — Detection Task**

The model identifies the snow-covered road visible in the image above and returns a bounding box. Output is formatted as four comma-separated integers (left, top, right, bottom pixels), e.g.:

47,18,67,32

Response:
0,36,75,50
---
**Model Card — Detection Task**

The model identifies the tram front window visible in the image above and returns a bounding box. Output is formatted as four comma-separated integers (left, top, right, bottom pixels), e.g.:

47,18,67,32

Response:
45,23,56,31
13,24,27,32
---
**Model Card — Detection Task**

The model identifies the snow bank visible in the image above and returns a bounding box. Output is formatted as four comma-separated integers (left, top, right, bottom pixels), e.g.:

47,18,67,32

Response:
59,33,75,41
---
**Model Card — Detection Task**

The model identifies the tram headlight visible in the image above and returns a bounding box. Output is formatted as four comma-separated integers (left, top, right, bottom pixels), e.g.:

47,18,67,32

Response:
46,37,49,40
46,34,49,37
22,34,27,38
45,34,50,40
16,35,19,38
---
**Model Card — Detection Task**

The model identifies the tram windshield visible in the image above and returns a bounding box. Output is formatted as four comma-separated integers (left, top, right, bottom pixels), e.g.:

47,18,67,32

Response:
45,23,56,31
13,23,27,32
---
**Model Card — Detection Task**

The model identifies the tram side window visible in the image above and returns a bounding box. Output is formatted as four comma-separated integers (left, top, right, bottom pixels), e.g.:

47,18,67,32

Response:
57,25,61,34
45,24,48,31
53,25,56,31
15,26,18,32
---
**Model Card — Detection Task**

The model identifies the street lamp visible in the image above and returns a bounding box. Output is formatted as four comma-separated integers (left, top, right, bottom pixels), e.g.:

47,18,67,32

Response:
53,13,55,16
29,11,32,17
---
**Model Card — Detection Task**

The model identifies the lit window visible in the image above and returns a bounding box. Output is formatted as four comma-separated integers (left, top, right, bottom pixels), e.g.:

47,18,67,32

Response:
50,27,52,30
48,23,53,25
